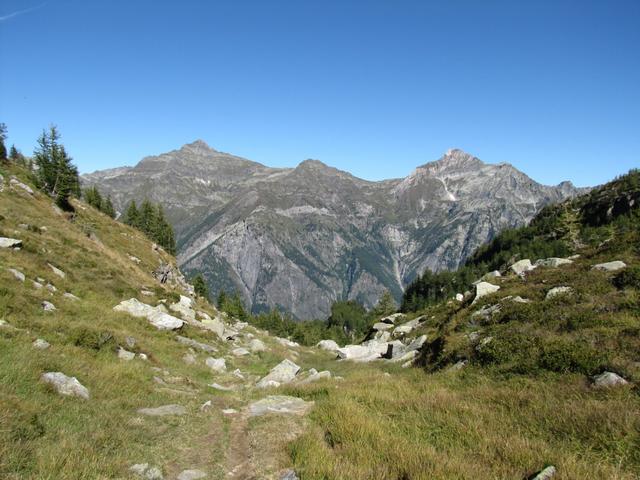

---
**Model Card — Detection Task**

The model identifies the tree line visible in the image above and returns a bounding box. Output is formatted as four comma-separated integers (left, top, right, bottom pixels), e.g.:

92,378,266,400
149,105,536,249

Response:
121,199,176,255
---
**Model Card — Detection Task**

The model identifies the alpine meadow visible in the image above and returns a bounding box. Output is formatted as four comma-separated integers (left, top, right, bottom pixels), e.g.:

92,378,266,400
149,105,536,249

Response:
1,1,639,479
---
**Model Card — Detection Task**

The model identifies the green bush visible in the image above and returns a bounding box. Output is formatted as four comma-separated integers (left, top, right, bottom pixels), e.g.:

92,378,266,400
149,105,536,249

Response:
67,326,115,351
539,339,606,375
613,266,640,290
475,332,540,374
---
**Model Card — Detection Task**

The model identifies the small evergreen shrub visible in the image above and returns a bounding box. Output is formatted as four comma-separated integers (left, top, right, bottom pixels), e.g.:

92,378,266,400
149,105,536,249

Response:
539,339,606,375
613,266,640,290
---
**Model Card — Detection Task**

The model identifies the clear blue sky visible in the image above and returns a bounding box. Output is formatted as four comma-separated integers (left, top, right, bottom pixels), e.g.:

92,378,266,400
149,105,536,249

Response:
1,0,638,187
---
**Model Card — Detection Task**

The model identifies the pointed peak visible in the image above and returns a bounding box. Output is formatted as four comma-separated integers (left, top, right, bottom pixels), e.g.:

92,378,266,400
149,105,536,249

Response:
181,139,217,153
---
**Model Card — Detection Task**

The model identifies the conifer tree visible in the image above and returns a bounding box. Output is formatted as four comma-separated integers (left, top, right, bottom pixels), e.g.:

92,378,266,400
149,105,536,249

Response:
9,145,19,162
33,126,80,211
123,200,140,227
102,196,116,218
371,290,397,318
83,186,103,210
192,273,209,299
139,199,156,236
0,123,7,162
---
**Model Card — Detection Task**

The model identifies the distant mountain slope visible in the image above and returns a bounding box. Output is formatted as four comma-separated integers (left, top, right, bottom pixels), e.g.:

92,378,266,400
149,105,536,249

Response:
83,142,585,319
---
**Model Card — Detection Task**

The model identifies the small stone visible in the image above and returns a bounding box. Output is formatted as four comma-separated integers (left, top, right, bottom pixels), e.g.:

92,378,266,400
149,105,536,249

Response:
177,469,206,480
128,255,142,264
117,347,135,361
176,335,217,353
141,289,154,296
47,263,66,278
535,257,573,268
183,353,197,365
9,177,34,194
232,347,250,357
8,268,25,282
137,404,187,416
33,338,51,349
531,465,557,480
33,281,43,289
125,336,137,348
455,293,464,302
248,395,314,417
41,372,89,399
209,383,235,391
275,337,299,348
222,408,238,415
138,353,148,360
592,371,629,389
41,301,56,312
200,400,212,412
130,463,164,480
63,292,80,301
46,283,57,293
280,469,299,480
256,359,301,388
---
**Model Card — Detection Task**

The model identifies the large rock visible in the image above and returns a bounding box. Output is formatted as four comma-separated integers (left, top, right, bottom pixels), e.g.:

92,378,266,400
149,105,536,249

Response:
205,357,226,373
176,335,217,353
545,286,573,300
10,177,34,194
137,404,187,416
535,257,573,268
392,318,422,337
336,341,389,362
248,395,314,417
256,359,301,388
472,282,500,304
114,298,184,330
41,372,89,399
275,337,299,348
372,322,394,331
249,338,267,352
170,295,197,322
509,259,535,275
316,339,339,352
41,301,56,312
0,237,22,248
592,261,627,272
592,371,629,389
33,338,50,349
117,347,135,361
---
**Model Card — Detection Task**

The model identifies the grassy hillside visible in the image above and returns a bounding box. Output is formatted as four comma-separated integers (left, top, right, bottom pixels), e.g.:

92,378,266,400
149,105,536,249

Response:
1,163,638,479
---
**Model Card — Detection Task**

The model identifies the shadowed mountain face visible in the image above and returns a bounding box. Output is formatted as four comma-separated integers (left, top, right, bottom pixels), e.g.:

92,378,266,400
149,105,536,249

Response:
82,141,585,319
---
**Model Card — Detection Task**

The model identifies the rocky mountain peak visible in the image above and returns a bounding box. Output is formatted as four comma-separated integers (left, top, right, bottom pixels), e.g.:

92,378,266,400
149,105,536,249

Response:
181,139,217,154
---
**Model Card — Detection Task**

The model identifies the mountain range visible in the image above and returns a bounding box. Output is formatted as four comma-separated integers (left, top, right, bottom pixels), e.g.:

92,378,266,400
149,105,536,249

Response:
82,141,585,319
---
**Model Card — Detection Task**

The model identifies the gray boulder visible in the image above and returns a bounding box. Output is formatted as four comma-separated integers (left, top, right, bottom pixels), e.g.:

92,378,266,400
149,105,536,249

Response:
0,237,22,248
316,339,339,352
509,259,535,275
63,292,80,301
531,465,557,480
47,263,66,278
8,268,25,282
299,370,331,384
535,257,573,268
41,372,89,399
232,347,250,357
280,469,299,480
592,261,627,272
545,286,573,300
33,338,50,349
137,404,187,416
248,395,314,417
473,282,500,304
393,318,421,336
9,177,34,194
249,338,267,352
130,463,164,480
205,357,226,373
169,295,197,322
176,335,217,353
592,371,629,389
336,341,389,362
113,298,184,330
256,359,301,388
177,469,207,480
41,301,56,312
117,347,135,361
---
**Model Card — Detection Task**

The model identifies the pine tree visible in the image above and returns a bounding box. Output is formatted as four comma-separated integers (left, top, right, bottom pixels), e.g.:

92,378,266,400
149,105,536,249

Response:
192,273,209,299
83,186,103,210
123,200,140,227
9,145,18,162
0,123,7,162
371,290,397,318
33,126,80,211
139,199,156,236
217,290,228,309
102,196,116,218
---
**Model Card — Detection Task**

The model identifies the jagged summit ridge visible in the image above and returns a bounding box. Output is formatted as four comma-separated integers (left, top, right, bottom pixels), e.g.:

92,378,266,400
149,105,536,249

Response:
82,143,585,319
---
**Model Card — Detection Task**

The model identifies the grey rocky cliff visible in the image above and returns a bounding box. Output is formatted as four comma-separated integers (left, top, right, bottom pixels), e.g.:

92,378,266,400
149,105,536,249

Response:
83,142,585,319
